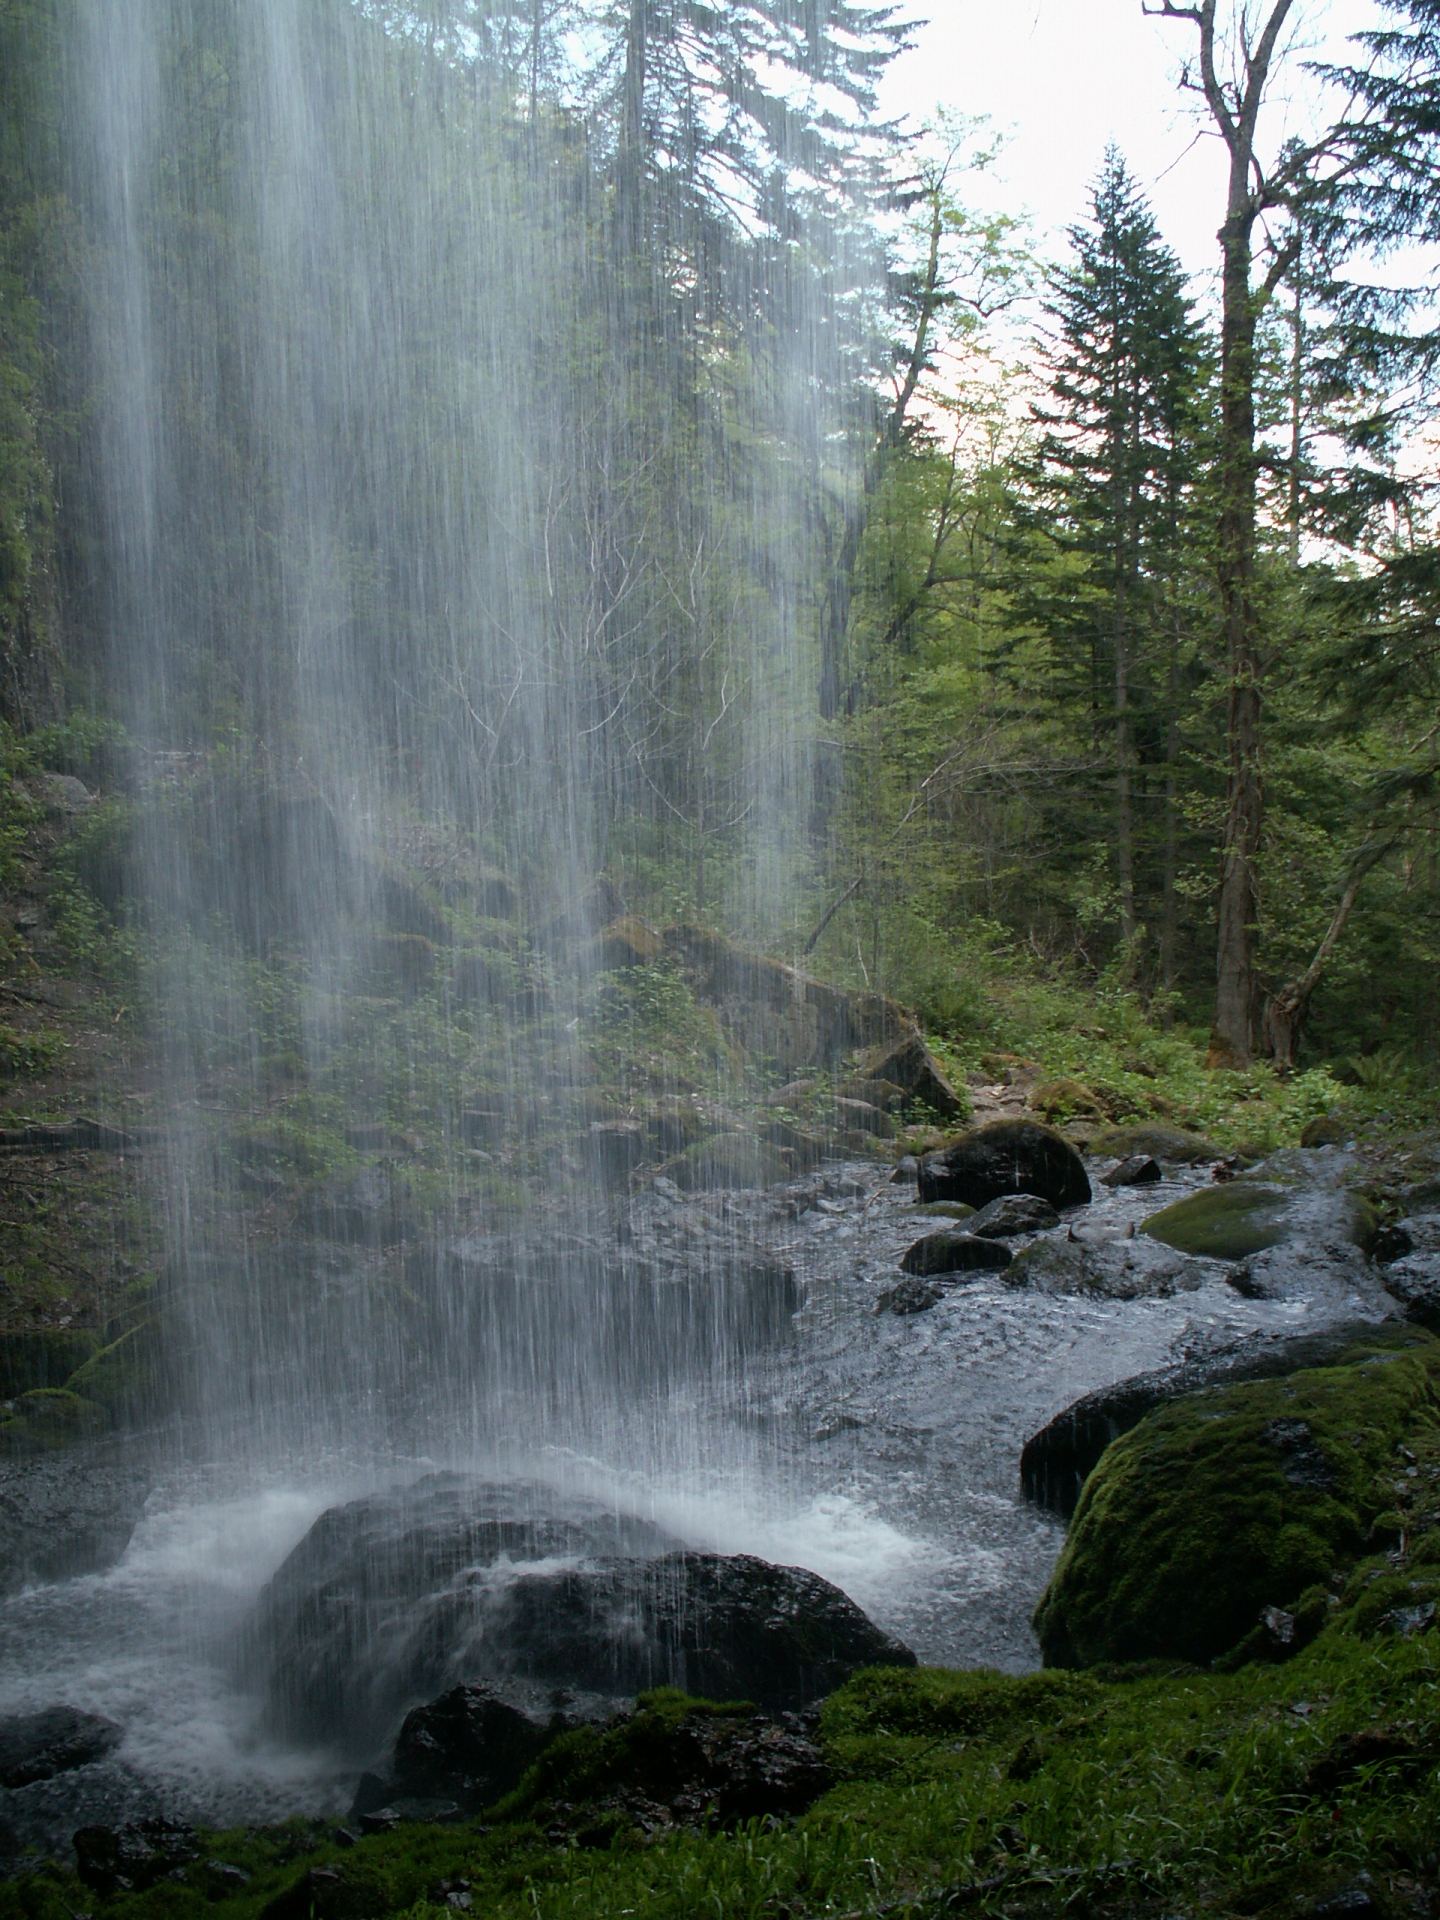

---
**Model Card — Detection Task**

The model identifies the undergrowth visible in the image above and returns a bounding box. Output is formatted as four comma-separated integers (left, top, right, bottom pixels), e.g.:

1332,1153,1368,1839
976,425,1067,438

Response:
8,1635,1440,1920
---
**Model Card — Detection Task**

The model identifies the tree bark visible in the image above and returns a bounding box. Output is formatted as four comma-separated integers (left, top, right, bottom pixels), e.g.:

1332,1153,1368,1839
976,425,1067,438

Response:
1211,201,1264,1064
614,0,649,257
1149,0,1296,1066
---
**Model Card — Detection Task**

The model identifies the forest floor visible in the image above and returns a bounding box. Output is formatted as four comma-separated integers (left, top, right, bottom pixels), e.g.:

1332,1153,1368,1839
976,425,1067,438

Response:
4,1631,1439,1920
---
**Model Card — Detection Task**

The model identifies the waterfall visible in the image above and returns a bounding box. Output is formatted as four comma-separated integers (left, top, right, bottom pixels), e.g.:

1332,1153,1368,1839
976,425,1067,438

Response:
60,0,855,1468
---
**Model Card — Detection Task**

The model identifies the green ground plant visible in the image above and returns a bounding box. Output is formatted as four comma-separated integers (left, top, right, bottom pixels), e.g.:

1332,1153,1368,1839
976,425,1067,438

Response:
7,1630,1440,1920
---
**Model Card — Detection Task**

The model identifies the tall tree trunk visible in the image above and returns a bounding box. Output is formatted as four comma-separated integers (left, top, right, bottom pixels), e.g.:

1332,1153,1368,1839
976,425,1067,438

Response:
614,0,648,257
1159,617,1180,1021
1211,206,1263,1065
1150,0,1297,1066
1115,592,1138,958
818,182,945,720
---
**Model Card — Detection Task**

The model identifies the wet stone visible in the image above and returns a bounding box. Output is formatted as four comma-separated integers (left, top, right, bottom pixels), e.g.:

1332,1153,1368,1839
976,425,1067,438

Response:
899,1231,1012,1277
251,1478,913,1742
918,1119,1090,1211
875,1277,951,1315
387,1682,551,1810
0,1706,123,1788
1101,1154,1162,1188
966,1193,1059,1238
74,1818,200,1897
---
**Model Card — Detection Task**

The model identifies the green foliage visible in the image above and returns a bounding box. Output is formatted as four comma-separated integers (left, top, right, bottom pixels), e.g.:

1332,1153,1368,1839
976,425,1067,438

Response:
581,961,734,1092
1034,1329,1440,1669
0,1385,107,1451
0,1021,63,1076
18,1632,1440,1920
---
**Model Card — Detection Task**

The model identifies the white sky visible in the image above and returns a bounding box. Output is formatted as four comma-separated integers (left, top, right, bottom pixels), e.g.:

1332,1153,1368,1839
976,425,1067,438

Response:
877,0,1388,286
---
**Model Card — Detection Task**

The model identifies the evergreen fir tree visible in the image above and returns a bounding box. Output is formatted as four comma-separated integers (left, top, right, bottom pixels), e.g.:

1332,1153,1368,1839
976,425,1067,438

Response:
1009,148,1206,981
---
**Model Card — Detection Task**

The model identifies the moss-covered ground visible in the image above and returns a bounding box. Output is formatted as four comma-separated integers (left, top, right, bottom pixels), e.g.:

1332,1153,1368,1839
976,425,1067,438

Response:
8,1632,1440,1920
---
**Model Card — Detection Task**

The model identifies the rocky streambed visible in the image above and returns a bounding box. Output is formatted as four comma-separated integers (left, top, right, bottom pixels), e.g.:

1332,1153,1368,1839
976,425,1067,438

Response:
0,1127,1427,1861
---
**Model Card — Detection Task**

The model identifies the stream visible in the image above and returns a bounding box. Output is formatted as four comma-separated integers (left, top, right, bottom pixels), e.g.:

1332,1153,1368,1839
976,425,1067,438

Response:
0,1151,1380,1857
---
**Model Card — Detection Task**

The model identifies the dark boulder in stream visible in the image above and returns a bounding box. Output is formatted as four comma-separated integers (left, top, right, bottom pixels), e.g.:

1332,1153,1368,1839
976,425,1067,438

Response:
899,1231,1011,1277
0,1705,123,1787
250,1475,914,1745
967,1192,1060,1237
917,1120,1091,1210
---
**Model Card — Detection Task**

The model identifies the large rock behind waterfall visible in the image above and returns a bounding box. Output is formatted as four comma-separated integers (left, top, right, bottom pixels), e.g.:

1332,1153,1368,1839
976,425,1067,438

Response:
662,925,905,1071
249,1474,914,1744
918,1120,1090,1211
1032,1328,1440,1669
0,1446,152,1595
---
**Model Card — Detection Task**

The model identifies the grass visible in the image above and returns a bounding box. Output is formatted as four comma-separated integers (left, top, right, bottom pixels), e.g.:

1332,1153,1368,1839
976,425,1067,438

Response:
7,1633,1440,1920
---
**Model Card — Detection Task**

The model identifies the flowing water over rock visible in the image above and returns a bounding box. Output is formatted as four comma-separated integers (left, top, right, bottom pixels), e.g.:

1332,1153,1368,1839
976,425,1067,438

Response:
0,1148,1397,1856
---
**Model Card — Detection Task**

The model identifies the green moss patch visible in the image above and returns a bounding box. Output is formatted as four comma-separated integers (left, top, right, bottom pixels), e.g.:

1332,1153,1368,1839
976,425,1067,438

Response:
1089,1122,1228,1163
666,1134,789,1191
1142,1178,1378,1260
0,1385,108,1450
16,1638,1440,1920
1140,1181,1295,1257
0,1328,100,1397
65,1318,167,1419
1033,1328,1440,1669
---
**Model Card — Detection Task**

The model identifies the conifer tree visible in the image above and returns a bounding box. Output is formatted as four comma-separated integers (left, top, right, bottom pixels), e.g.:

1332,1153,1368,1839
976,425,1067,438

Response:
1011,149,1205,979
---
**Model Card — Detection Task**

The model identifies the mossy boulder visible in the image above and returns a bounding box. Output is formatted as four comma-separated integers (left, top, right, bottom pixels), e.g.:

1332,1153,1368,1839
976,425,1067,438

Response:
662,924,905,1071
1302,1110,1360,1148
65,1319,168,1420
1089,1124,1227,1164
1033,1329,1440,1669
595,916,665,968
755,1116,831,1169
1028,1077,1104,1121
0,1330,100,1398
668,1134,790,1191
0,1388,109,1452
493,1687,830,1834
856,1030,965,1120
1143,1180,1378,1261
